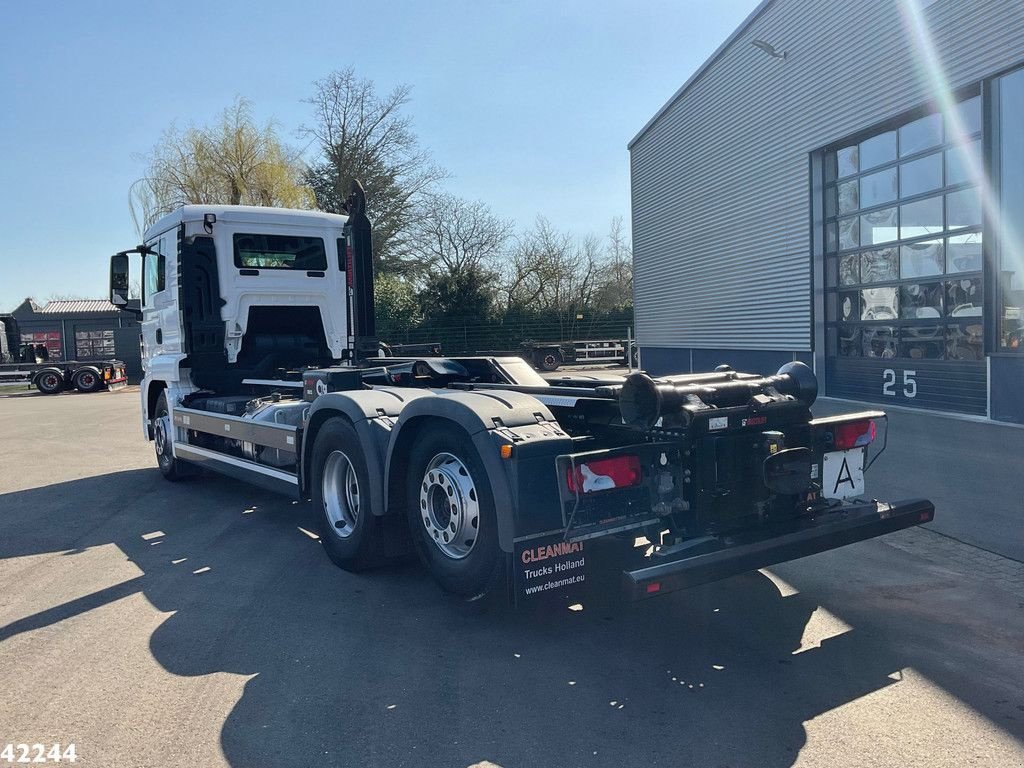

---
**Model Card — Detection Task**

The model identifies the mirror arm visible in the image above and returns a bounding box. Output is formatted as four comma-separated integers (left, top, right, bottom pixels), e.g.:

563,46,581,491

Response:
116,245,155,258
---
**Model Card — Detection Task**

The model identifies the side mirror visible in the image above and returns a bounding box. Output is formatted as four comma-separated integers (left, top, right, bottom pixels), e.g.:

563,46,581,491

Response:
110,253,130,306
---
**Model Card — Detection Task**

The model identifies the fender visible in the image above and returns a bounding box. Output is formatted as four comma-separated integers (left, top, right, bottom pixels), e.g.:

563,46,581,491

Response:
302,387,432,513
73,364,102,378
383,390,563,552
147,352,188,384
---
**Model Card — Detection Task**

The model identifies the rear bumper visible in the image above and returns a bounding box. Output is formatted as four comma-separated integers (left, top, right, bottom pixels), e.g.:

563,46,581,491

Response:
624,498,935,600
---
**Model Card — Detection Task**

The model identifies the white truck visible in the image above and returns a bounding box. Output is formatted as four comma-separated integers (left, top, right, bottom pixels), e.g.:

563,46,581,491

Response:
108,183,934,602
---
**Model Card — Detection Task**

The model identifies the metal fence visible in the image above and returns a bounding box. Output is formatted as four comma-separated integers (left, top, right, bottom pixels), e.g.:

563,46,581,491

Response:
378,309,635,355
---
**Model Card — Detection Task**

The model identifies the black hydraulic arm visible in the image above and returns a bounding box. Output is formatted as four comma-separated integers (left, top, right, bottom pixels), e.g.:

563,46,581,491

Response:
342,180,378,361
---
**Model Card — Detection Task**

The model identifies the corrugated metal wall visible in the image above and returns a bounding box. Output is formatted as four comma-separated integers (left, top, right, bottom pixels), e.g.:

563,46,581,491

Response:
630,0,1024,351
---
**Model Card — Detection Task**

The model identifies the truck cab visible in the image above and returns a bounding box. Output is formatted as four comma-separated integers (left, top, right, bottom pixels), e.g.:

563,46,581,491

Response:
117,205,360,439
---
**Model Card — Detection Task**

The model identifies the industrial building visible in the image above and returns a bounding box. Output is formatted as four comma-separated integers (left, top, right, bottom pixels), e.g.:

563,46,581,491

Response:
8,298,142,381
629,0,1024,423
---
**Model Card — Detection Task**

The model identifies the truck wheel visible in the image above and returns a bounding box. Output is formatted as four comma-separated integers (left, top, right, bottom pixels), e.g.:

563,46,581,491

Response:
406,424,502,597
35,370,63,395
153,391,192,481
73,368,102,393
535,348,563,372
310,418,385,571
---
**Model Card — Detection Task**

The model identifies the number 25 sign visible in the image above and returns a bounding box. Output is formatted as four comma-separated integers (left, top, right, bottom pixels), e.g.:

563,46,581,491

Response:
883,369,917,398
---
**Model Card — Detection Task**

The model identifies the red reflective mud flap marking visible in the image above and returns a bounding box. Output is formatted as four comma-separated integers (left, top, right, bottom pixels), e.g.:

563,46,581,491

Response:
513,533,588,605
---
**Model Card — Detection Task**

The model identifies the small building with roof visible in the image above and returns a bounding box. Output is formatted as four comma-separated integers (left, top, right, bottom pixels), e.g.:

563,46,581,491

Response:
9,298,142,380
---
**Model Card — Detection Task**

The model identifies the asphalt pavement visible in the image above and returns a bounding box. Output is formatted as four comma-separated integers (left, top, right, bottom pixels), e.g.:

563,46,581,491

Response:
0,386,1022,768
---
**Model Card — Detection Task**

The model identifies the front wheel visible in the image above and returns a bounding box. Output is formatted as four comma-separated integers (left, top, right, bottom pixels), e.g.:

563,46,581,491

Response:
153,391,192,481
406,424,502,597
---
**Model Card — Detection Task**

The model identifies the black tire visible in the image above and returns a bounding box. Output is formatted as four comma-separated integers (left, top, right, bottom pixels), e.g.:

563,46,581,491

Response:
310,418,386,571
153,391,192,481
535,348,563,372
73,368,102,393
35,370,63,395
405,423,502,597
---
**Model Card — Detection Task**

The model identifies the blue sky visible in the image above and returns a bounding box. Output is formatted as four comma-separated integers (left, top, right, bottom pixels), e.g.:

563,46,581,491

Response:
0,0,758,311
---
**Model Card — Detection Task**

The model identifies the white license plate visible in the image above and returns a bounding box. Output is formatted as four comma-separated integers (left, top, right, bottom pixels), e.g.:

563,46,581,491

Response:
822,448,865,500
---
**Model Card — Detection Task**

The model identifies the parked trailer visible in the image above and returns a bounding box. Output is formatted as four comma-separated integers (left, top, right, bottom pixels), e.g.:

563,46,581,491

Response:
0,315,127,394
521,338,635,372
106,183,934,604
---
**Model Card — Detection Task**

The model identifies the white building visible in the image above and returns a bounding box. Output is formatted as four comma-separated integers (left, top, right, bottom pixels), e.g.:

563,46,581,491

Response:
630,0,1024,423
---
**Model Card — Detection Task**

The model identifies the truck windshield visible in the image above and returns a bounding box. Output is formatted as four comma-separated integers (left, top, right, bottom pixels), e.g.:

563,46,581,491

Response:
233,233,327,270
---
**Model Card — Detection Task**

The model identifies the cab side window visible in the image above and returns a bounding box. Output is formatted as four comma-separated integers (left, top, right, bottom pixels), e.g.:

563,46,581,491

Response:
143,236,167,303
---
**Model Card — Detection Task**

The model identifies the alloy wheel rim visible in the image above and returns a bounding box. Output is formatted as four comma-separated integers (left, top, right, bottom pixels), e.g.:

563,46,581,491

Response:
419,452,479,559
323,450,359,539
154,413,172,465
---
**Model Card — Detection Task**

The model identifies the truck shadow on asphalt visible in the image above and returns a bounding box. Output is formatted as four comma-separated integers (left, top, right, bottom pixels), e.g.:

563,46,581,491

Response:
1,469,1020,767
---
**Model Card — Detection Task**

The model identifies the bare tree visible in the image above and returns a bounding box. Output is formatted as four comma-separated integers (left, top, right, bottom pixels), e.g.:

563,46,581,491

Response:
410,194,512,277
302,68,448,274
406,195,510,321
45,293,91,302
592,216,634,311
131,97,313,234
502,217,606,337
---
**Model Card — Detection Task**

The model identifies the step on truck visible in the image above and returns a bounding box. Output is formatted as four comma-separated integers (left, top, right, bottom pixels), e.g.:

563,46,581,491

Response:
0,314,127,394
108,183,934,603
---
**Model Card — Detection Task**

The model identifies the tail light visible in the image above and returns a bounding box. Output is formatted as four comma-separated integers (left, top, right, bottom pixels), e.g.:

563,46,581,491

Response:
567,455,642,494
833,420,876,450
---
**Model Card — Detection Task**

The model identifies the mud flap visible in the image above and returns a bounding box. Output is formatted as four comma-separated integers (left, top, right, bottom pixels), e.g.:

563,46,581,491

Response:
512,532,589,605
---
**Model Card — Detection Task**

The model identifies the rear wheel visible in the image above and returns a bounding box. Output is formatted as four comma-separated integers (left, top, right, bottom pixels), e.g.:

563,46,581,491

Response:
73,368,102,393
310,418,385,571
35,370,63,395
153,391,192,481
535,348,563,372
406,424,502,597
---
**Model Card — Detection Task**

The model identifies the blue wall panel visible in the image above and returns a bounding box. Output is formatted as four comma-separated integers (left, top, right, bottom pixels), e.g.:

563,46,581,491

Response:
990,357,1024,424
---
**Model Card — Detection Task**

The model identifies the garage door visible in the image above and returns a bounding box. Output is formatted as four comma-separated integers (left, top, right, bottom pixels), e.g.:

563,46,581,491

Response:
821,94,987,415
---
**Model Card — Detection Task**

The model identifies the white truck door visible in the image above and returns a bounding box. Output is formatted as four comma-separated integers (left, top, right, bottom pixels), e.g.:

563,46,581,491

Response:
141,227,182,368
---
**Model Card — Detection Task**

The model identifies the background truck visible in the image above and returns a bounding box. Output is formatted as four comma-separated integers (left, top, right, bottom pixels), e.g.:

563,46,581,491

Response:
0,314,127,394
107,183,934,603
